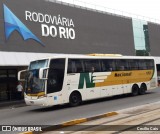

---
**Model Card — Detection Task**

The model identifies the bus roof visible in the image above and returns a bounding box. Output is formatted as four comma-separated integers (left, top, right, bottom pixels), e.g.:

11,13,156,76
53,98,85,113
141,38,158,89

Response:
33,54,155,61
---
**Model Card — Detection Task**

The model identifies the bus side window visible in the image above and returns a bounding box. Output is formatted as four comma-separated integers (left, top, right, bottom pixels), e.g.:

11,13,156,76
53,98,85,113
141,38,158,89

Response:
129,59,139,70
67,60,76,73
138,60,147,70
118,59,129,71
102,60,109,71
75,60,84,73
102,59,115,71
84,59,101,72
67,60,72,73
68,59,84,73
146,59,154,70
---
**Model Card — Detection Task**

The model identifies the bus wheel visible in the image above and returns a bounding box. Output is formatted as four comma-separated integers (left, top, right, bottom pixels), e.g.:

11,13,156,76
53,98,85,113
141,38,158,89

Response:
69,92,82,107
139,83,147,95
131,85,139,96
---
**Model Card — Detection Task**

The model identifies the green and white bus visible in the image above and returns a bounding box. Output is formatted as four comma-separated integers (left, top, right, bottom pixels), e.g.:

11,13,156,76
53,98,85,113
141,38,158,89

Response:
18,54,157,106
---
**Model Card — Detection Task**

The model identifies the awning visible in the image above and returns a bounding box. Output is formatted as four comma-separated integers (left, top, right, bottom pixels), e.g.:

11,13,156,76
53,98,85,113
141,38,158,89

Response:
1,51,160,66
0,51,59,66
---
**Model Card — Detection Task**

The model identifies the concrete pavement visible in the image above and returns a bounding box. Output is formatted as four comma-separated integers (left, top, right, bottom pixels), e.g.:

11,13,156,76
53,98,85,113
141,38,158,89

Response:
0,100,26,109
42,101,160,134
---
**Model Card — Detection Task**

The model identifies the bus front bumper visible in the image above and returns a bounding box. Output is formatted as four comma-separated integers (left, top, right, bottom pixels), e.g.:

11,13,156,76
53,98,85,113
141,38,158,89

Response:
25,97,49,106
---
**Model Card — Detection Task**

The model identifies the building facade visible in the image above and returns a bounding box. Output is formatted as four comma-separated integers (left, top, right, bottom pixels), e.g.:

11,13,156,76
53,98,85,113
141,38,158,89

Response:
0,0,160,101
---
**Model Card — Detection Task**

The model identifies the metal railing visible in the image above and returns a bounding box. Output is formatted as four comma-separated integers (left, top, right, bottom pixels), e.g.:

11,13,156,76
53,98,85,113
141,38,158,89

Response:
46,0,160,24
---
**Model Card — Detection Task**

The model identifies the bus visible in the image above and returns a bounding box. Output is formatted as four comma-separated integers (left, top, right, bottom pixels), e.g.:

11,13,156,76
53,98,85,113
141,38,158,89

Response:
18,54,157,107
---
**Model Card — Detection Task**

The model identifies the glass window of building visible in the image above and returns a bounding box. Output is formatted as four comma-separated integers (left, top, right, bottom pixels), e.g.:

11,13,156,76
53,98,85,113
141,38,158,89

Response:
132,19,151,56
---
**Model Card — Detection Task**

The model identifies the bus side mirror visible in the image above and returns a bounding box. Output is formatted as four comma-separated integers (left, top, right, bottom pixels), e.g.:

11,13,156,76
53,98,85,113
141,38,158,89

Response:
39,68,48,79
18,70,27,81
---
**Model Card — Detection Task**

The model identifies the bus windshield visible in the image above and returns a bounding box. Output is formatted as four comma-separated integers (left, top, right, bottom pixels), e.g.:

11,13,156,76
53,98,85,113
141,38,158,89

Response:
25,69,45,94
25,59,48,94
29,59,48,70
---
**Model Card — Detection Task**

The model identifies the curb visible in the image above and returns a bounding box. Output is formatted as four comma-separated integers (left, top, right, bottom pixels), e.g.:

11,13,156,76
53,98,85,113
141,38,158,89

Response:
0,100,26,109
20,111,118,134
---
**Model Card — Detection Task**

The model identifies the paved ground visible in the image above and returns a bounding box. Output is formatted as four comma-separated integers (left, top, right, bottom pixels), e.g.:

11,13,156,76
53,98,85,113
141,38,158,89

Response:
44,101,160,134
1,88,160,127
0,88,160,134
0,100,25,109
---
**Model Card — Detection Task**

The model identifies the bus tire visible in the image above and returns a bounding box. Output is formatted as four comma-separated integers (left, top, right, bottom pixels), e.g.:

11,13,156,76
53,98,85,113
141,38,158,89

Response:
69,91,82,107
131,84,139,96
139,83,147,95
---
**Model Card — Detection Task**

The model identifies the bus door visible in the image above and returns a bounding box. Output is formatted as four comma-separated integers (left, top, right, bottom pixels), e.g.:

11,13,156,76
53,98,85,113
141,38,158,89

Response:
47,59,65,105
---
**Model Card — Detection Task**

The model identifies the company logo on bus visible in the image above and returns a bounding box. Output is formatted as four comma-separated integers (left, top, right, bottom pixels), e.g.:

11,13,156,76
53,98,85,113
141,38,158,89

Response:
3,4,44,46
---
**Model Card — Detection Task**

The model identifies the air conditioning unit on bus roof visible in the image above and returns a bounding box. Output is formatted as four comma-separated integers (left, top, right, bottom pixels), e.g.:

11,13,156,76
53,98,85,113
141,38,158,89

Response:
87,53,123,57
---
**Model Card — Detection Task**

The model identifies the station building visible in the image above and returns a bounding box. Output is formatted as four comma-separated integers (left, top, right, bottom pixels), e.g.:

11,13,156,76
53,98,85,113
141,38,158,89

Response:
0,0,160,101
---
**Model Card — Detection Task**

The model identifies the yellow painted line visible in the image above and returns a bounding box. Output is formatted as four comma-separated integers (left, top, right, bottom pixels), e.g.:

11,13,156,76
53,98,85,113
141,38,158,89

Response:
103,112,118,117
20,112,118,133
19,131,33,134
62,118,87,126
62,112,118,126
87,111,118,121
